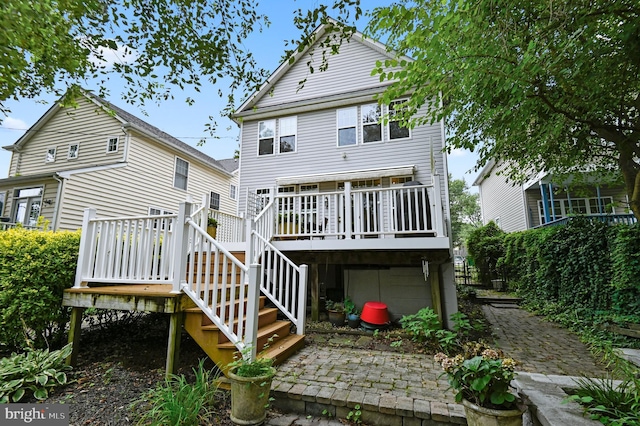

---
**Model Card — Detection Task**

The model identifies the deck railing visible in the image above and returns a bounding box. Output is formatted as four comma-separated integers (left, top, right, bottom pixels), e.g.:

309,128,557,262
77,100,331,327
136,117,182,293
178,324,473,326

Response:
191,194,245,243
536,214,638,228
272,180,445,239
74,210,178,286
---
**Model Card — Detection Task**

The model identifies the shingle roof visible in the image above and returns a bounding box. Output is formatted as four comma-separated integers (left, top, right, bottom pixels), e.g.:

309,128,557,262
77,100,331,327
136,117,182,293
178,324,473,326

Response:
217,158,239,173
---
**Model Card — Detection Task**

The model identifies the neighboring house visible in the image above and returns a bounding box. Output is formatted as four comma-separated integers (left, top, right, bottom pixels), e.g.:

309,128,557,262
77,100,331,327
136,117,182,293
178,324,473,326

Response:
473,160,634,232
231,22,456,323
0,91,237,230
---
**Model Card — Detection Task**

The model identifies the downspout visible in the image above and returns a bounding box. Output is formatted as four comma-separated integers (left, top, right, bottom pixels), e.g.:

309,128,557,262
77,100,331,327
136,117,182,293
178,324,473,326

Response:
121,125,130,163
52,173,65,230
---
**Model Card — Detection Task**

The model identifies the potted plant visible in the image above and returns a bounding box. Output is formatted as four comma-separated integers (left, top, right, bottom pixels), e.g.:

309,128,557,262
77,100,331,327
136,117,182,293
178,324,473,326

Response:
206,217,218,239
325,300,346,327
434,343,526,426
227,349,276,425
344,297,360,328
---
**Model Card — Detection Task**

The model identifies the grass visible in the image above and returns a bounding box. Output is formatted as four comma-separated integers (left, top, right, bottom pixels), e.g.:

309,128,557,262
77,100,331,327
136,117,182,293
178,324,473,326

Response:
130,359,222,425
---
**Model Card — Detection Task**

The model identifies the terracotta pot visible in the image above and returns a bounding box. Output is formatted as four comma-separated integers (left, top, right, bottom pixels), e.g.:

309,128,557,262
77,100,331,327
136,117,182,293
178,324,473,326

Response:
228,366,276,425
327,310,345,327
462,399,525,426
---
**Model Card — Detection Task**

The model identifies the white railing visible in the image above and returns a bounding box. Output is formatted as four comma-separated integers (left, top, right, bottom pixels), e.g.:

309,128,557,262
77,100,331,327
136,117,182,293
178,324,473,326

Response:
191,195,245,243
249,230,308,335
271,179,445,239
74,209,178,287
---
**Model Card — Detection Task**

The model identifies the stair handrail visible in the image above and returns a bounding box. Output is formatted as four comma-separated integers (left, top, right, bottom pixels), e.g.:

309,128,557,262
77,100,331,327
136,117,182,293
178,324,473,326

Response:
176,201,261,359
250,230,308,335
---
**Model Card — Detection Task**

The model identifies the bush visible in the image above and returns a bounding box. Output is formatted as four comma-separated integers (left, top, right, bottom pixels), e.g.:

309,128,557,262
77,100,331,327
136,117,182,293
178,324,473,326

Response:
131,359,222,425
467,222,506,286
0,343,72,403
0,228,80,351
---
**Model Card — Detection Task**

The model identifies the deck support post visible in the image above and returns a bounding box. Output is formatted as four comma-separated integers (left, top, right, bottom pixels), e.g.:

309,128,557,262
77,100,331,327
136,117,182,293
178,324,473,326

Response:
66,307,84,366
430,263,443,324
311,263,319,321
166,312,183,377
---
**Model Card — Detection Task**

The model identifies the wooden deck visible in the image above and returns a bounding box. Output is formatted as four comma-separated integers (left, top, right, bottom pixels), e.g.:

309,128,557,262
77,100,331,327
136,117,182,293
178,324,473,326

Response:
63,284,191,313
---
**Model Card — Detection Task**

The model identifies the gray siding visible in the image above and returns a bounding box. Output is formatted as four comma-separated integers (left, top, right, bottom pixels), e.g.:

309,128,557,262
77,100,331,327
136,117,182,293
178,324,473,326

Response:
256,37,391,108
477,163,527,232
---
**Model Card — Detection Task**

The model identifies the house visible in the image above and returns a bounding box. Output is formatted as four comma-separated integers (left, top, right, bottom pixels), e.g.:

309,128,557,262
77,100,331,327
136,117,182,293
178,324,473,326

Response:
231,21,457,325
473,160,635,232
64,21,457,376
0,91,238,231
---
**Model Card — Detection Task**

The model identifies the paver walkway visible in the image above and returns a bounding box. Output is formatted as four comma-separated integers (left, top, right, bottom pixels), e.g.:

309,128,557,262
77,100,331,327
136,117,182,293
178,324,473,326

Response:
264,303,613,425
483,304,611,378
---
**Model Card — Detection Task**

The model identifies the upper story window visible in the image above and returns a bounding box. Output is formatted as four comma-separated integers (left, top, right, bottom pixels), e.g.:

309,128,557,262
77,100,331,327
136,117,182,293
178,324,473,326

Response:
67,143,79,159
361,104,382,143
391,176,414,185
537,196,614,224
45,148,56,163
258,120,275,155
210,191,220,210
279,117,297,153
337,107,357,147
174,157,189,190
106,137,119,153
230,184,237,200
389,100,411,140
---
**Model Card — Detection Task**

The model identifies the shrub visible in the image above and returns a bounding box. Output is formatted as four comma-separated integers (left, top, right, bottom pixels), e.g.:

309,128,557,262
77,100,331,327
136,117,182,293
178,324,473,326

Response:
131,359,222,425
467,222,506,286
0,228,80,351
0,343,72,403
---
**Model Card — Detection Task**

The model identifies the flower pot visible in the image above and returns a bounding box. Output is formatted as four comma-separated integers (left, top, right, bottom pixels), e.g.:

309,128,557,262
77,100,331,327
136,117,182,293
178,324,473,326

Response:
462,399,525,426
207,225,217,239
347,314,360,328
228,366,276,425
327,310,346,327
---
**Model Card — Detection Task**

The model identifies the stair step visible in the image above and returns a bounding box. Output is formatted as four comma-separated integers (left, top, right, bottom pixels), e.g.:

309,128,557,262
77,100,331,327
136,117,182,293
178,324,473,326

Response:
184,296,266,325
260,333,305,366
218,320,292,352
202,307,278,336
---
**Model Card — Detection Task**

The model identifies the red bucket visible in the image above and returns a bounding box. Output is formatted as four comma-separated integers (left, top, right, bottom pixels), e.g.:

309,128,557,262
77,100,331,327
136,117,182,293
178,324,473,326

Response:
360,301,390,325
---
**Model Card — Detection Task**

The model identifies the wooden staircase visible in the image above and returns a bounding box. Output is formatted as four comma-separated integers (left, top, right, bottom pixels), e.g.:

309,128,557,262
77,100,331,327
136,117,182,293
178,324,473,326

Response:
183,251,305,374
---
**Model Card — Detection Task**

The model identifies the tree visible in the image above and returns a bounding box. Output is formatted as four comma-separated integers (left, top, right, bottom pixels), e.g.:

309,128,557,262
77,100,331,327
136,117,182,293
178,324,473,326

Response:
366,1,640,220
448,174,481,248
0,0,360,129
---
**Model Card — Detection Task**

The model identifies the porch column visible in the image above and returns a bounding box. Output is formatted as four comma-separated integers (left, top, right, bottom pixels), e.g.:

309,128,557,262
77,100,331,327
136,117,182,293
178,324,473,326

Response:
344,182,352,239
311,263,319,321
539,182,551,224
548,183,557,220
172,202,192,293
433,175,445,236
74,208,96,288
596,186,603,213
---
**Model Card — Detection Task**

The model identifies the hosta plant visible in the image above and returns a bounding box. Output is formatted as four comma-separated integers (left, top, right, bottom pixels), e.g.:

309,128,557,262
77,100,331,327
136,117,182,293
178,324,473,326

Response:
434,342,519,410
0,343,73,403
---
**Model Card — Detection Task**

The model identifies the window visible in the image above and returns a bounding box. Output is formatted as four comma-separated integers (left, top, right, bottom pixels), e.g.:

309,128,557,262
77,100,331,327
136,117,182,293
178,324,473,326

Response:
209,192,220,210
106,137,119,153
174,157,189,190
389,100,410,140
230,184,237,200
12,187,43,227
361,104,382,143
45,148,56,163
67,143,79,159
537,196,614,224
258,120,275,155
337,107,357,146
279,117,297,153
149,207,174,216
391,176,414,185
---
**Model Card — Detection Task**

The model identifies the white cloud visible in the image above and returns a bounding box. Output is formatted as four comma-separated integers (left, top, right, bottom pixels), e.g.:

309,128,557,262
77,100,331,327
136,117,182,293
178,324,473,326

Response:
449,148,468,157
83,38,138,68
1,116,29,131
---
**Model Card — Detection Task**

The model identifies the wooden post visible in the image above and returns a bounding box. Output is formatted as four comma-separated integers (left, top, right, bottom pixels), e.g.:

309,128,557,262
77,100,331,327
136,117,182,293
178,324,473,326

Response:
311,263,319,321
66,307,84,366
165,312,183,377
430,264,443,324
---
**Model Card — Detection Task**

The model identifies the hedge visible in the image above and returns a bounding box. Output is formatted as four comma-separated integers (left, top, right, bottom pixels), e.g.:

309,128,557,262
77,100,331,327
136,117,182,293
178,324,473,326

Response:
469,219,640,326
0,228,80,351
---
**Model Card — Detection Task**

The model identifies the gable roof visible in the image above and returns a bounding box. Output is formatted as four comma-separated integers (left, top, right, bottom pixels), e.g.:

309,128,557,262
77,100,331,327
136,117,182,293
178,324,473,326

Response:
3,90,231,176
232,20,410,120
217,158,239,173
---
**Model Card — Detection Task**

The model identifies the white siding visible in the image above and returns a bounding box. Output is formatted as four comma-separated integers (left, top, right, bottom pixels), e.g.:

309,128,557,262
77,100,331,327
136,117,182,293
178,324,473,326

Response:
255,37,391,108
56,133,235,230
11,99,124,176
477,162,527,232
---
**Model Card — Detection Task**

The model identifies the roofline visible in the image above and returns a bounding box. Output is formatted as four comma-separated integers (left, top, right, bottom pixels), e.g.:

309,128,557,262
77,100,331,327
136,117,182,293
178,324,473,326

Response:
232,19,410,121
472,159,496,186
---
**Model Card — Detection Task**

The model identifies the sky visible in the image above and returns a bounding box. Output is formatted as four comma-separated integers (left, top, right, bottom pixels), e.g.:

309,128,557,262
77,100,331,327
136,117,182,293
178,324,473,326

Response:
0,1,480,188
